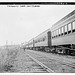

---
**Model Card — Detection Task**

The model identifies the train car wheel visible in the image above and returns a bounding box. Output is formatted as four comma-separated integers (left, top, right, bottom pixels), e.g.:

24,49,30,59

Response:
45,47,50,53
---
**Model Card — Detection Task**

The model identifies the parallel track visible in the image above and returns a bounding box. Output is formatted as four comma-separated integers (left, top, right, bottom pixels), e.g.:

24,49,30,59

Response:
26,53,55,73
26,50,75,73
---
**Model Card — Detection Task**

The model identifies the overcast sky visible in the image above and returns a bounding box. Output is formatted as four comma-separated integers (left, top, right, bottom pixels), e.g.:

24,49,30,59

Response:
0,4,75,46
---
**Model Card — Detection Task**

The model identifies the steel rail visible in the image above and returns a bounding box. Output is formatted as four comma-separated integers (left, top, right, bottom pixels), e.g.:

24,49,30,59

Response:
26,53,55,73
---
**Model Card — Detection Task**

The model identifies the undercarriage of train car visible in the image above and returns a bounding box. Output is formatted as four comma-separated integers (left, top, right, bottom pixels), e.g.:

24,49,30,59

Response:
33,46,46,51
27,44,75,56
32,46,51,52
50,44,75,55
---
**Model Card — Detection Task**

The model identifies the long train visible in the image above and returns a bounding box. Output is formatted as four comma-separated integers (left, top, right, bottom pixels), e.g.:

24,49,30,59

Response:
24,10,75,55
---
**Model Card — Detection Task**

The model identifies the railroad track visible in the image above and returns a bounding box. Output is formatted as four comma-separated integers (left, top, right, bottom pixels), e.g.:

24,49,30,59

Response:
26,50,75,73
61,63,75,69
26,53,55,73
26,52,75,72
4,51,55,73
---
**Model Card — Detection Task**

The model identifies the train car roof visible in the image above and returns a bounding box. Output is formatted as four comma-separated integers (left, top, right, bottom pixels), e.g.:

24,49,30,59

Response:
28,38,34,43
33,28,50,40
27,28,50,42
51,10,75,28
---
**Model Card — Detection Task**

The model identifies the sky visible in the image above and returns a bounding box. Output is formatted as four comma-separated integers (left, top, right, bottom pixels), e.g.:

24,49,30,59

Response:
0,3,75,46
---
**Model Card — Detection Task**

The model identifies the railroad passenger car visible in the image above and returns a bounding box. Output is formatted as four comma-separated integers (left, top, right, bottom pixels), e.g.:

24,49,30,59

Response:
27,39,34,50
29,29,51,52
25,10,75,55
51,10,75,54
24,42,29,49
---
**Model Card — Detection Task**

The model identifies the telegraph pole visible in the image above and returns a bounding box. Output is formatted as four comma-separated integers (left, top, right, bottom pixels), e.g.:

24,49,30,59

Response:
6,40,8,50
11,41,13,45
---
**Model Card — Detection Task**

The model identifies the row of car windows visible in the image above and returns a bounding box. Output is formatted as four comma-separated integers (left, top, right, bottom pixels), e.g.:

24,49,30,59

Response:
34,36,46,43
52,21,75,38
27,36,46,45
28,42,33,45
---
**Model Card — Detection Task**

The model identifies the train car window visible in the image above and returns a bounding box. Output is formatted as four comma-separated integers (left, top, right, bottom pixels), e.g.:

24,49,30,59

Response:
54,31,55,38
52,32,54,38
52,32,53,38
58,28,61,36
39,39,40,42
54,31,56,37
43,37,45,41
64,25,67,35
41,38,43,42
35,40,37,43
38,39,40,42
68,23,71,34
72,21,75,32
36,40,38,43
43,38,44,41
56,30,58,37
40,39,42,42
51,32,54,38
61,27,64,35
56,30,57,37
53,31,54,38
54,31,55,37
53,31,54,37
57,30,59,36
40,38,42,42
55,30,57,37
